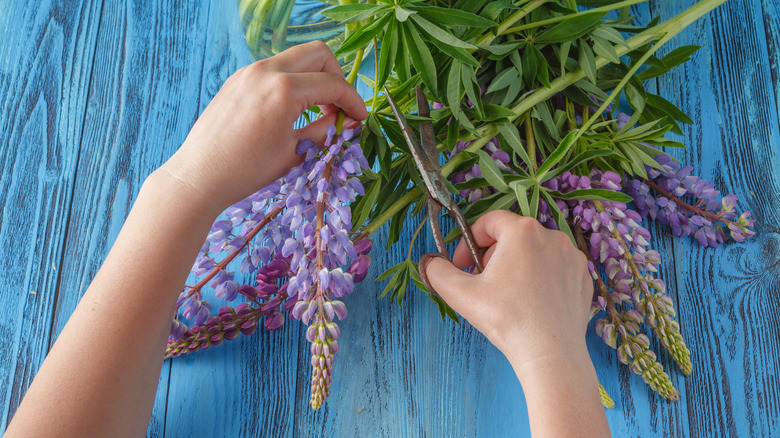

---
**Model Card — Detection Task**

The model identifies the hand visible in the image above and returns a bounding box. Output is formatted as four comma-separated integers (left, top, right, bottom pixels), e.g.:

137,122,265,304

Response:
421,210,594,380
158,41,368,212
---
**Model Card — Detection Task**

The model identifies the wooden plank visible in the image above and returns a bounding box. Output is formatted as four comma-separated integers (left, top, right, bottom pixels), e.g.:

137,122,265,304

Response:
43,1,211,436
653,1,780,436
588,5,694,438
761,0,780,148
162,2,305,437
0,0,103,430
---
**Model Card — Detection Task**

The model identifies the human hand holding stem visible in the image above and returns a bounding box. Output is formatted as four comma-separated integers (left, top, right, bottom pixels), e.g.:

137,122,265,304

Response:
422,210,610,437
5,41,366,437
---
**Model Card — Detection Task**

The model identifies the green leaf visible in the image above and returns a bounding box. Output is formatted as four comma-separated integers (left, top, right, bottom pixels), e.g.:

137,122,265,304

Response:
535,11,607,44
474,104,516,122
410,14,476,49
578,42,598,83
323,4,385,21
523,44,539,86
486,67,520,94
535,45,550,88
429,295,460,322
477,150,510,192
376,19,398,90
541,189,574,243
403,22,438,94
497,123,532,170
559,40,572,77
447,60,463,118
353,177,382,228
342,6,392,25
638,45,700,80
461,62,483,116
535,130,578,180
395,269,409,306
395,6,415,22
432,39,480,66
511,179,534,217
645,94,693,124
479,41,523,56
591,26,628,47
407,259,424,287
482,1,517,20
547,149,613,179
529,184,540,218
591,36,620,64
334,13,391,56
547,189,633,202
415,5,497,27
376,261,405,283
533,101,557,139
485,192,517,213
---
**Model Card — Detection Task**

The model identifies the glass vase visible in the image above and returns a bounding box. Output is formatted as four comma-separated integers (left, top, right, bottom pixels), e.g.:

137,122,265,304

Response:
237,0,346,61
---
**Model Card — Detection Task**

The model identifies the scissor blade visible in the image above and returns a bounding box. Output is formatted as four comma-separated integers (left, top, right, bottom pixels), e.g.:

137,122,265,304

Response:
383,87,435,175
415,87,437,164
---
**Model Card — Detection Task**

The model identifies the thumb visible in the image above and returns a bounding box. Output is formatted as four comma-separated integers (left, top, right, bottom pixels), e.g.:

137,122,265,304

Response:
293,111,339,146
420,253,477,312
294,111,361,146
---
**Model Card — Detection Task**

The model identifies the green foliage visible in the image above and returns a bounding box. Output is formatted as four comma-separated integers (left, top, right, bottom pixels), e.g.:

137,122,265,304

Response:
323,0,724,401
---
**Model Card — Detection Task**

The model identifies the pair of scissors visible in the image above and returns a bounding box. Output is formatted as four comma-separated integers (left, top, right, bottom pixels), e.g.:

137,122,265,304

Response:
384,87,484,293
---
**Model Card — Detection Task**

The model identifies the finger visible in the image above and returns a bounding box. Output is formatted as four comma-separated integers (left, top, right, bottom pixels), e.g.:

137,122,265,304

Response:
294,111,340,145
422,256,478,313
318,104,339,115
451,210,525,267
452,239,498,270
286,72,368,121
264,41,344,76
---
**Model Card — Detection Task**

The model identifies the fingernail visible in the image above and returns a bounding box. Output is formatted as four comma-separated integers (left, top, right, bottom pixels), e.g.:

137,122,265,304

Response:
344,118,361,129
418,253,447,297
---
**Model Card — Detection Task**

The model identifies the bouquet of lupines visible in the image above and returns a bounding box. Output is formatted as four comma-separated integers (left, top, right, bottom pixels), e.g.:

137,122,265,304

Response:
165,0,755,410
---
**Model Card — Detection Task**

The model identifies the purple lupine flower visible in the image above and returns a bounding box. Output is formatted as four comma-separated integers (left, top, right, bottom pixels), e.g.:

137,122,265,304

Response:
624,152,755,247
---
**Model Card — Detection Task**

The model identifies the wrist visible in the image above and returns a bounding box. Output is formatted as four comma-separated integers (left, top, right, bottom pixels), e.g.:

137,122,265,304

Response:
145,166,225,220
507,340,594,387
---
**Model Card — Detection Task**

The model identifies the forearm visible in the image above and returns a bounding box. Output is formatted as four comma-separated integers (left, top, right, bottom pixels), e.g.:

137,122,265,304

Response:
511,347,611,438
6,170,220,437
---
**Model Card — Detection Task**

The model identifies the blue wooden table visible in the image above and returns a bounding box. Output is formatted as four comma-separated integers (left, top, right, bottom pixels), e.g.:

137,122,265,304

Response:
1,1,779,436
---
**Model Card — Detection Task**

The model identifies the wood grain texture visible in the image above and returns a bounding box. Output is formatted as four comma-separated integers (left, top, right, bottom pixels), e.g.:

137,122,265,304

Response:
0,0,102,429
1,0,779,437
652,1,780,436
45,1,212,436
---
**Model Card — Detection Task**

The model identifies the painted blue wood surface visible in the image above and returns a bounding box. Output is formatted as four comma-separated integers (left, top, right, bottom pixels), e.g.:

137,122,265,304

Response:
0,1,778,437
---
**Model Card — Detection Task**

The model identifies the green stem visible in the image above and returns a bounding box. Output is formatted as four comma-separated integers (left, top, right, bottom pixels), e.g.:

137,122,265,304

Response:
336,110,346,134
407,217,427,260
346,47,365,86
361,0,727,238
503,0,648,35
